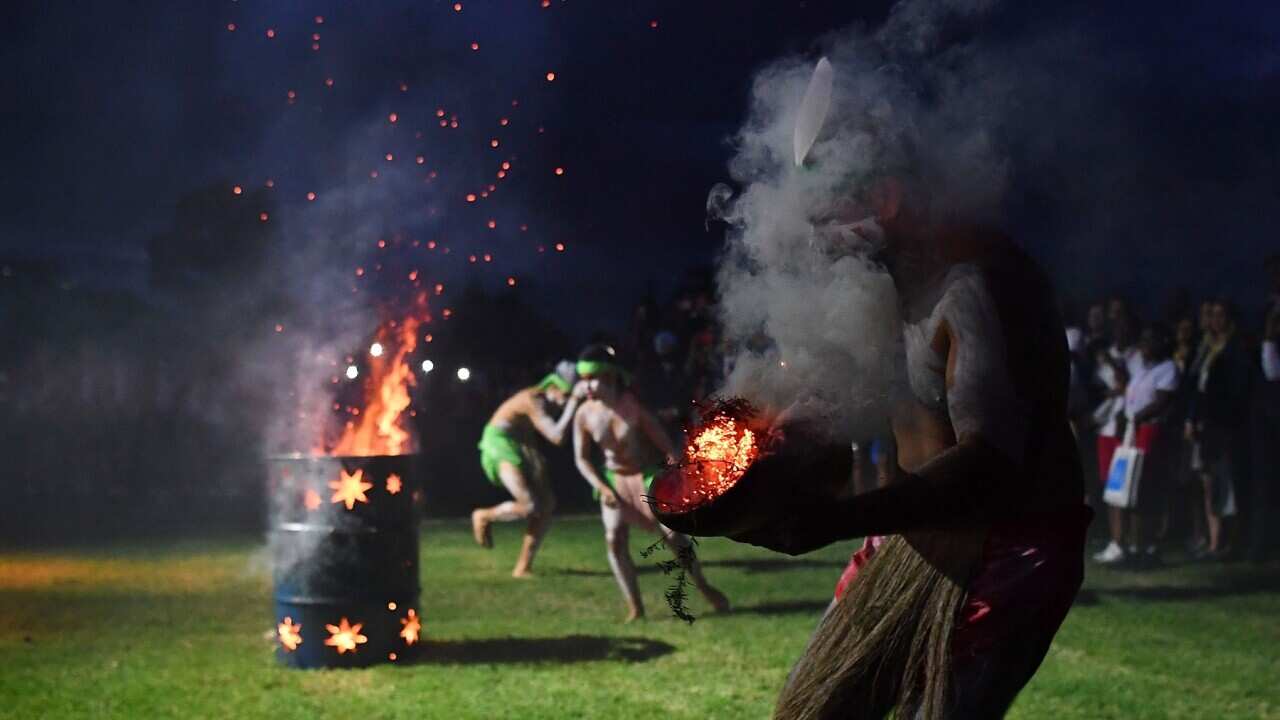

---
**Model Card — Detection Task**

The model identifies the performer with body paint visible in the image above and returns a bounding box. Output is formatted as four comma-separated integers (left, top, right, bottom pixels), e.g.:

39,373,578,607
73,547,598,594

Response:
571,344,731,622
732,176,1090,720
472,363,585,578
710,58,1092,720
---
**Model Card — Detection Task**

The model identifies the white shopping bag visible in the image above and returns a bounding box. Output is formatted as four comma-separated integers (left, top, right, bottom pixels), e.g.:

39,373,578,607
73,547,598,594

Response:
1103,424,1144,509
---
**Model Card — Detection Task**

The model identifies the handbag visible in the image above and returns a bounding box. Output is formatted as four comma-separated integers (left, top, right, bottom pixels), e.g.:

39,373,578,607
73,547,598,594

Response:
1103,422,1144,509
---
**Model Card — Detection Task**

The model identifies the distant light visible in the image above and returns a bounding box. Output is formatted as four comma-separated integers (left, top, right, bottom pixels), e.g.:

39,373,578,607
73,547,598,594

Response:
545,71,556,82
456,367,471,382
421,360,435,374
369,343,384,358
345,365,359,380
554,167,564,176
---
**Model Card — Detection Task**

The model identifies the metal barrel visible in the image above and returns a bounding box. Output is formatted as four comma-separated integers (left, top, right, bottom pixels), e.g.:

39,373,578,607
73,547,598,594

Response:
267,454,422,668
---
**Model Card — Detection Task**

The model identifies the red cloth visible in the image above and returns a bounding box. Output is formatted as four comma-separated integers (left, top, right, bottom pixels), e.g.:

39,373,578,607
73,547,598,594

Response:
833,505,1093,658
1097,435,1121,486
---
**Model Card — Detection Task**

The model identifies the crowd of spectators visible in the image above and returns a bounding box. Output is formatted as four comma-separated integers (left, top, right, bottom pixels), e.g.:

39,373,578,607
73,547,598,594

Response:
1068,256,1280,566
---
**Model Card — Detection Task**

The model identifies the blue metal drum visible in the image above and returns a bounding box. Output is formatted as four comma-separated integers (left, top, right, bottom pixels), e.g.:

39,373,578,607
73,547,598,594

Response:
268,454,421,668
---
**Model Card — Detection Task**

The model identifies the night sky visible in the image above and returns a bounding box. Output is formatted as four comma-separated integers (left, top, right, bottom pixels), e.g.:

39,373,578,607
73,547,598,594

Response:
4,1,1278,335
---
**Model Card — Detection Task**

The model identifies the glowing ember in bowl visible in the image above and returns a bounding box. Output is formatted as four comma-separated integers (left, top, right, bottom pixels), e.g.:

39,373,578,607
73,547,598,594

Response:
677,411,760,511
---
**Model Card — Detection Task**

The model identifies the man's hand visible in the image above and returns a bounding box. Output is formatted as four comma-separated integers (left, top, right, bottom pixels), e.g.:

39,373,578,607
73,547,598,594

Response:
571,380,589,402
599,487,619,508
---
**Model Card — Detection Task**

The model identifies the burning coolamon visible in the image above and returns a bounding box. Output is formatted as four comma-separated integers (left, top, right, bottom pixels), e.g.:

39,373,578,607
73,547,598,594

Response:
270,314,427,668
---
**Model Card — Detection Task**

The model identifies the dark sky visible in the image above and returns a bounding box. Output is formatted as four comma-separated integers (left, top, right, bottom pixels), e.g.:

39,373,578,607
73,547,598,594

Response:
3,1,1277,335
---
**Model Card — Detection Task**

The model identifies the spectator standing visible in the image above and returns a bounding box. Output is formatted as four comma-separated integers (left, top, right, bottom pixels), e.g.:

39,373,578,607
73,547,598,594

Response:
1186,300,1252,560
1093,308,1145,563
1247,291,1280,561
1111,323,1179,564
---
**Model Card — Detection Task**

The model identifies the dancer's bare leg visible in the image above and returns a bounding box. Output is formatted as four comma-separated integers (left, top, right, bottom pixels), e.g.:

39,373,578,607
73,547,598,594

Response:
661,526,730,613
509,465,555,578
472,461,533,550
602,500,643,621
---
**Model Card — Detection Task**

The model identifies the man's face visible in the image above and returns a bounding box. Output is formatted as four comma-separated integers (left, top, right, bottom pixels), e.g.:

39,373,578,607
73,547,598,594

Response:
583,374,617,403
1209,304,1232,336
1087,305,1106,334
1199,302,1214,331
543,386,567,405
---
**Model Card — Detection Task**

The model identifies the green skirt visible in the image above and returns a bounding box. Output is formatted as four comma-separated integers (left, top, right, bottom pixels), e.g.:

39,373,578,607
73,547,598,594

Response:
478,425,527,486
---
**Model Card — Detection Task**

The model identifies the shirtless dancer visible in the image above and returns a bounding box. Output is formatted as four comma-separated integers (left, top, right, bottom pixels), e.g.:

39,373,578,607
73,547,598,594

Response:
571,344,730,621
472,363,585,577
732,176,1090,719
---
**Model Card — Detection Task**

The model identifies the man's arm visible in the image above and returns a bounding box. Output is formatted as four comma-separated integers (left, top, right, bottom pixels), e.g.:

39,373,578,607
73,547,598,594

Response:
527,384,586,446
573,409,618,506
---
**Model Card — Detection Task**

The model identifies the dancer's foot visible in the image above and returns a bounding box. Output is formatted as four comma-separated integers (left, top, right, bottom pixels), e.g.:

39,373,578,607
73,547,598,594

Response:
471,510,493,549
623,605,644,623
511,567,534,579
703,587,731,614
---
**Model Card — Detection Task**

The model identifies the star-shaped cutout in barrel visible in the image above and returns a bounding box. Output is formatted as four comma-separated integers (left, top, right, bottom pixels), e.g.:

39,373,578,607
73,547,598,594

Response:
329,469,373,510
386,473,403,495
277,616,303,652
324,617,367,655
399,609,421,645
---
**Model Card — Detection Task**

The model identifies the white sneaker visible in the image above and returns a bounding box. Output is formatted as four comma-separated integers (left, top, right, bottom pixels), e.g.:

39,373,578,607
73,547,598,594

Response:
1093,542,1126,564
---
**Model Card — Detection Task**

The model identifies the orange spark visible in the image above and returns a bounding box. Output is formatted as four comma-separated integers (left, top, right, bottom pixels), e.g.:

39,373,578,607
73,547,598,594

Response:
324,618,367,655
329,469,373,510
499,117,509,126
306,191,316,201
266,28,276,39
554,167,564,175
389,112,398,123
490,138,500,148
315,15,324,24
416,155,425,165
385,153,394,161
232,185,242,195
259,212,269,222
545,71,556,81
265,178,274,187
486,220,496,229
453,2,463,11
226,23,236,32
555,242,565,252
470,41,479,51
506,277,516,287
278,617,303,651
465,193,477,203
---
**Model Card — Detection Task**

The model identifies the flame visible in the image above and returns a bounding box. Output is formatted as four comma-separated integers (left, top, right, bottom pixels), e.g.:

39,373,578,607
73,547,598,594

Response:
324,617,367,655
399,609,421,645
679,413,760,508
330,309,425,457
278,617,303,651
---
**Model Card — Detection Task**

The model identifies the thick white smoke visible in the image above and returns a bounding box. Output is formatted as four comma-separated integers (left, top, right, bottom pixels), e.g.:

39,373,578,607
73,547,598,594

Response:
712,0,1007,440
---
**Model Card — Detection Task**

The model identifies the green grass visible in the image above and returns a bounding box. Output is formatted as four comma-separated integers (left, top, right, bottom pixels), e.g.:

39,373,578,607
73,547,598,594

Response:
1,517,1277,719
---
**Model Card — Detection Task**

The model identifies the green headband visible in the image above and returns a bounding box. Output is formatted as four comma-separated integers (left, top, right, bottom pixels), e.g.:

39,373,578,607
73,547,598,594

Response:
576,359,630,382
536,373,572,394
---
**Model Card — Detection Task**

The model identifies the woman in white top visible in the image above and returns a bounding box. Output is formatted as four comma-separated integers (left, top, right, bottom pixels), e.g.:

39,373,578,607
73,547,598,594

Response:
1094,323,1179,564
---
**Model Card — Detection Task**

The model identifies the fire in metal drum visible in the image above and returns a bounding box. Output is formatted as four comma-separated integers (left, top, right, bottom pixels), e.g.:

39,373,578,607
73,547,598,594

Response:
268,454,421,669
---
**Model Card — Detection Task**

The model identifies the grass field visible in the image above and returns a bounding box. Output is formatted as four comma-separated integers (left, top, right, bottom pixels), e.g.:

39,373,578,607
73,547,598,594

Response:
1,516,1278,719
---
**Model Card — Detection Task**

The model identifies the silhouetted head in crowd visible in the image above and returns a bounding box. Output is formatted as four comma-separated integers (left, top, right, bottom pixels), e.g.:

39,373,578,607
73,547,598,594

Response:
1139,322,1173,364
